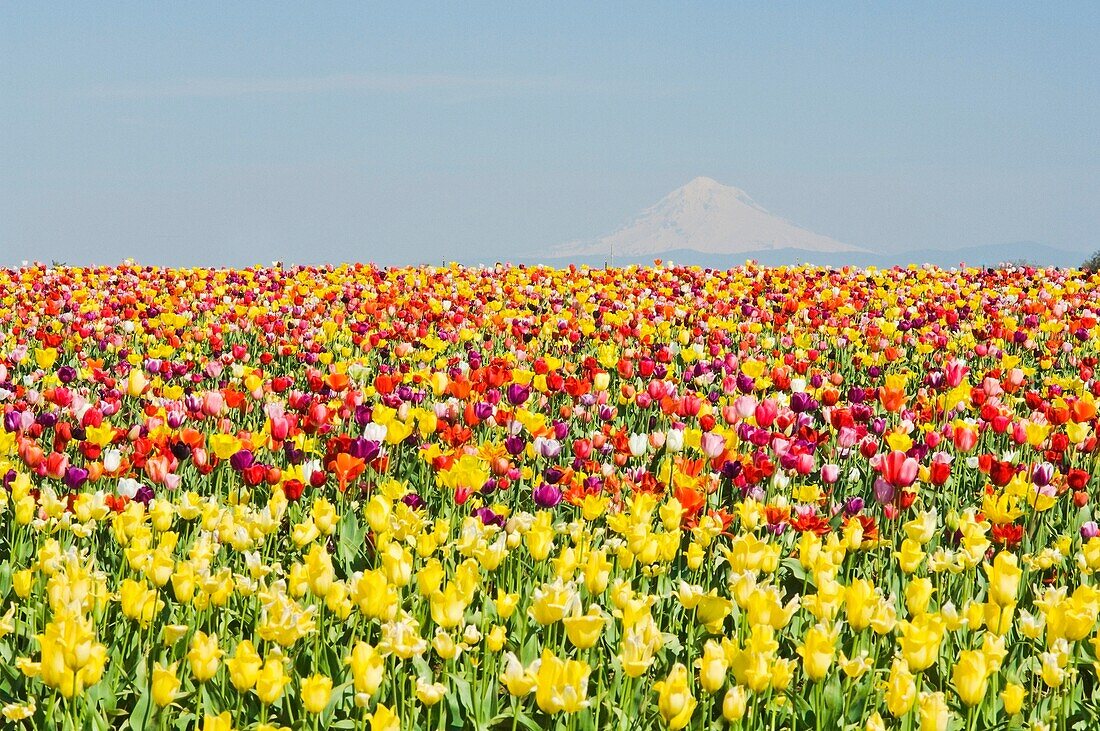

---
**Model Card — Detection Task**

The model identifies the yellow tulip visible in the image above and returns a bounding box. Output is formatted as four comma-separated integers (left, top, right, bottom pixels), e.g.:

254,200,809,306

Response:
697,593,736,633
951,650,989,707
838,651,872,679
348,642,385,697
696,639,729,693
430,583,468,629
533,650,590,714
254,656,291,705
885,658,917,718
652,663,697,730
226,640,263,692
208,433,243,461
496,592,521,624
300,673,332,715
896,539,926,573
188,631,222,683
904,577,936,617
35,607,108,698
1000,682,1026,715
984,551,1022,606
917,691,950,731
304,543,336,599
897,614,945,672
126,369,149,398
983,601,1015,636
563,607,606,649
722,685,747,721
12,569,34,599
500,652,536,696
34,347,58,370
528,579,576,626
415,678,447,706
119,578,163,628
796,623,837,682
486,625,507,652
366,704,401,731
201,712,234,731
151,662,180,707
845,578,877,631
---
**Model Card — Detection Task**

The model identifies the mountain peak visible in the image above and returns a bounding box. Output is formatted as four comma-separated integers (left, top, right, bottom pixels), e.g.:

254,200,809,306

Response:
553,178,866,258
682,175,722,190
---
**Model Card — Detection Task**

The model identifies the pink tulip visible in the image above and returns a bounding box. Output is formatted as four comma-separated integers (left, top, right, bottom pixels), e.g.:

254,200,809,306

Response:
880,450,919,488
700,432,725,459
944,358,969,388
754,399,778,428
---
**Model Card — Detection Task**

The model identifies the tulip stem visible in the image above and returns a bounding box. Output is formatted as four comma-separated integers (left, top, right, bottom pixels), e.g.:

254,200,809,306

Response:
965,705,978,731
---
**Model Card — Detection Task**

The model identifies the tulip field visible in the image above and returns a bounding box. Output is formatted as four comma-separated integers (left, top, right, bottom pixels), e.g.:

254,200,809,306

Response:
5,261,1100,731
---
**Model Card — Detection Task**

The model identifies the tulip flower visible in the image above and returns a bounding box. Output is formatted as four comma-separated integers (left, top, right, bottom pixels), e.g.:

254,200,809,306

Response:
952,650,990,707
652,663,697,730
301,673,333,714
188,631,223,683
152,662,181,707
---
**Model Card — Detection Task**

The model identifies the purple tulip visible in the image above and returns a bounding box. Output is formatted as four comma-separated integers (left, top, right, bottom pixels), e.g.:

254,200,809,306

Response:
873,477,895,505
790,392,815,413
64,466,89,491
1032,462,1055,487
474,506,506,527
401,493,425,510
349,438,382,462
532,483,562,509
535,438,561,459
230,450,254,471
720,460,742,480
506,383,531,406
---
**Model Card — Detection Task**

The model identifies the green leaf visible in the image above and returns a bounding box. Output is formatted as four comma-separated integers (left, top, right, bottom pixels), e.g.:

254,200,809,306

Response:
488,711,543,731
451,674,475,716
127,692,152,731
781,557,811,585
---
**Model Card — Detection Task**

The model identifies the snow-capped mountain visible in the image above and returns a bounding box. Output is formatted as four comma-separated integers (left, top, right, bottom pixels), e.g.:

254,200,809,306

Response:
553,177,867,257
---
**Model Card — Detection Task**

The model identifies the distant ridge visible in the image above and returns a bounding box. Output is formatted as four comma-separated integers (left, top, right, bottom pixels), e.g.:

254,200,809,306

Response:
521,241,1084,269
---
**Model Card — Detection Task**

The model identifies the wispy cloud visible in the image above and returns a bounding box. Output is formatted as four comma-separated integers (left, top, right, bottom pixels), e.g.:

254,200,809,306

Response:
86,73,592,99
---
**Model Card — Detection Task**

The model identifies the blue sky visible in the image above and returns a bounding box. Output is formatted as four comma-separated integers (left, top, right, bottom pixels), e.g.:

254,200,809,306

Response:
1,3,1098,266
